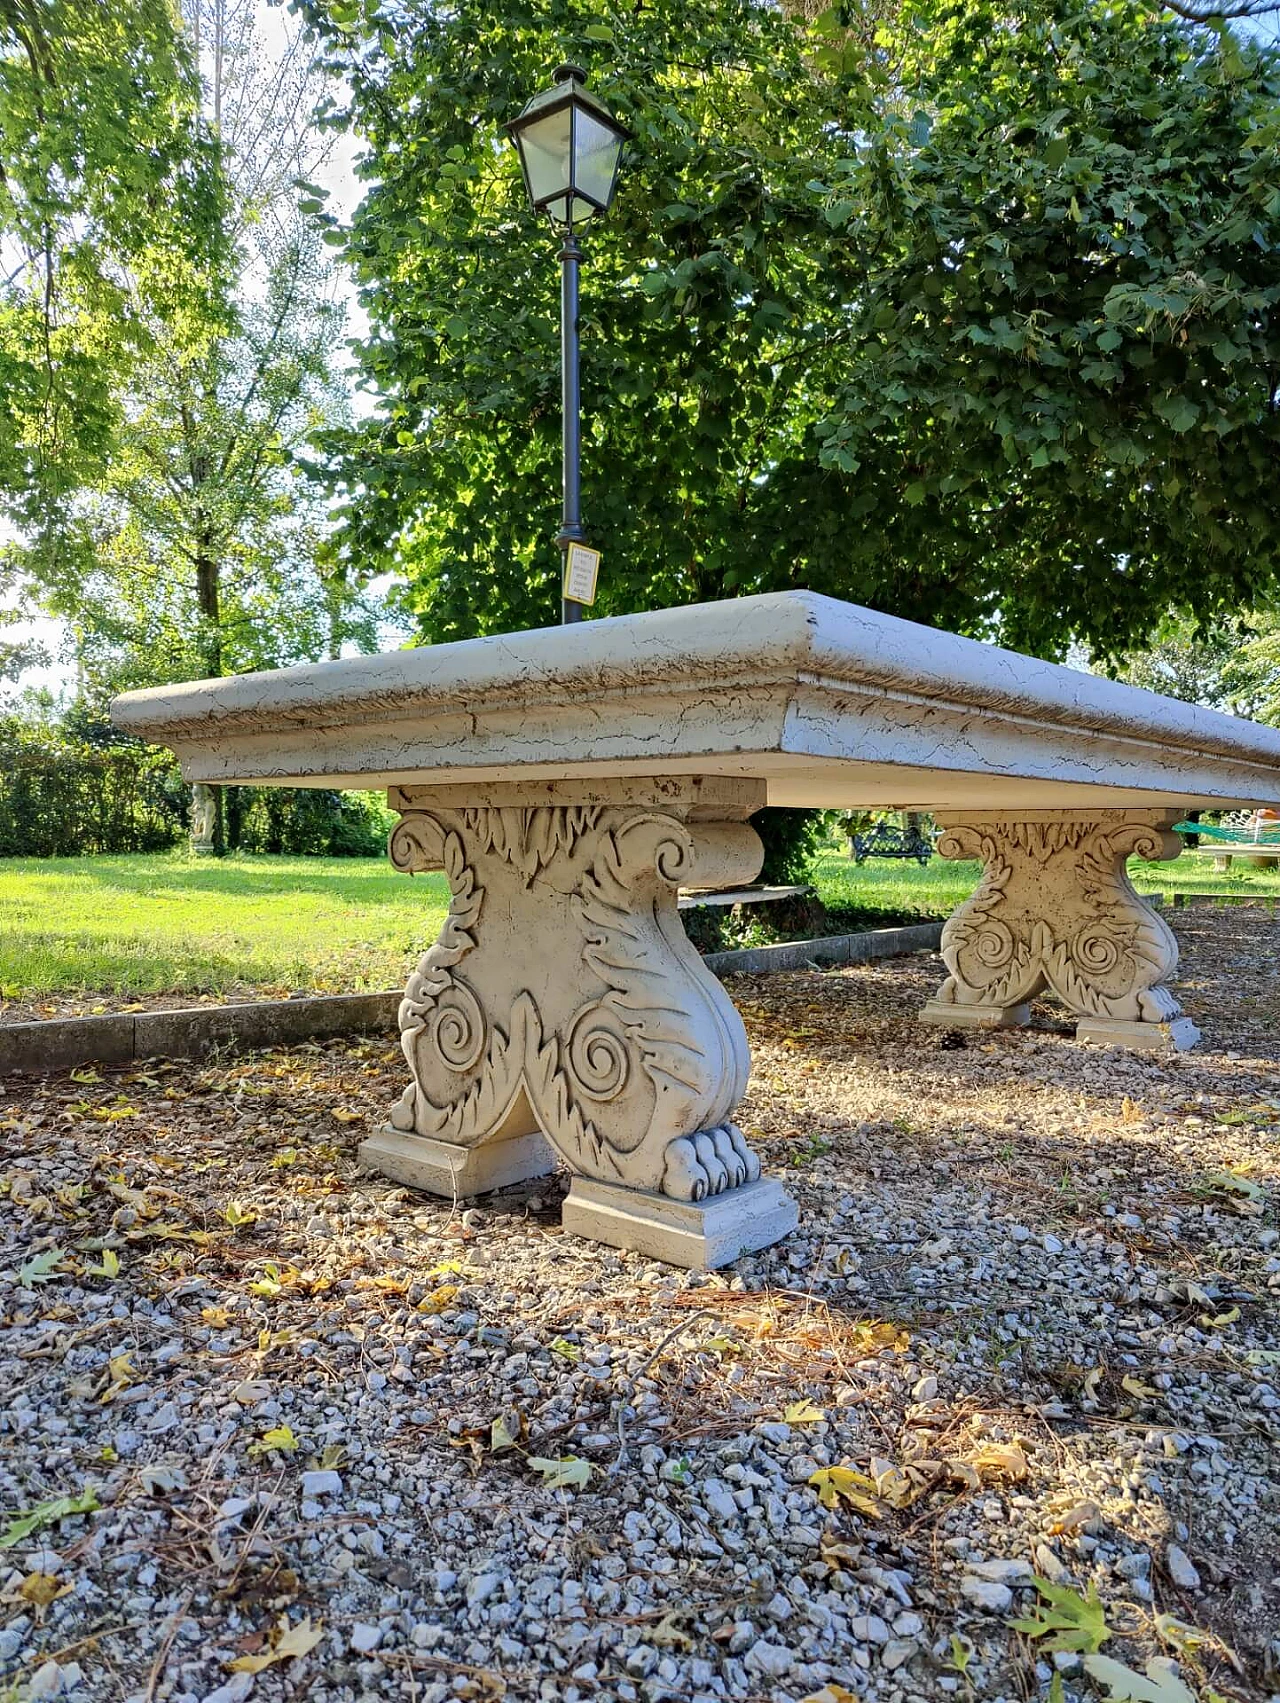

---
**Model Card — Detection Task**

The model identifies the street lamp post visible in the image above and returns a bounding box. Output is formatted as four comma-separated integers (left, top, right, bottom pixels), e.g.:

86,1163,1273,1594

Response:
506,65,629,625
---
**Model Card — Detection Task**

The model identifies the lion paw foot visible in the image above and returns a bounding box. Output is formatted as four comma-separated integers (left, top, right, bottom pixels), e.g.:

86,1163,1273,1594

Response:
1138,985,1182,1023
662,1124,761,1200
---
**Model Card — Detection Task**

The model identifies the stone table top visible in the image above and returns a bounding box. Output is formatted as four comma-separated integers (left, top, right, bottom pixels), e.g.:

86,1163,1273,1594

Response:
111,591,1280,812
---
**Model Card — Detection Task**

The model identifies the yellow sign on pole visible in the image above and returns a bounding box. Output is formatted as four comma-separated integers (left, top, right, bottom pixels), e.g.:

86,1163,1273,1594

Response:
564,542,601,606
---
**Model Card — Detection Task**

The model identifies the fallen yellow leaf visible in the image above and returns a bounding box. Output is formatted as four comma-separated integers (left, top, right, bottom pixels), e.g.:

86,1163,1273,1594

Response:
100,1352,135,1403
417,1284,460,1314
970,1441,1030,1481
1047,1499,1102,1535
19,1572,67,1609
1121,1374,1160,1400
248,1425,298,1459
227,1614,324,1672
808,1465,882,1516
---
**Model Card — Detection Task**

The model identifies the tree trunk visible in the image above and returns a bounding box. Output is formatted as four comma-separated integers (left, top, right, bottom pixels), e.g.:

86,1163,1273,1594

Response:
225,785,244,851
193,534,226,855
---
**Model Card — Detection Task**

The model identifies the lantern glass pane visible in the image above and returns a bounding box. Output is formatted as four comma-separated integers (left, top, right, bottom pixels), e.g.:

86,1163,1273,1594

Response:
517,104,572,205
574,108,622,209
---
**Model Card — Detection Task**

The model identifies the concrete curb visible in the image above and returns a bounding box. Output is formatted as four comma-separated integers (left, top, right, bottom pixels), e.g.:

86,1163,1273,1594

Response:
0,991,401,1078
0,920,946,1076
702,920,943,975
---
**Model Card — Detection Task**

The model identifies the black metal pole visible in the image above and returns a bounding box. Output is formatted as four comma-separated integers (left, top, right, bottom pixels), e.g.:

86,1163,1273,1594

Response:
557,228,585,624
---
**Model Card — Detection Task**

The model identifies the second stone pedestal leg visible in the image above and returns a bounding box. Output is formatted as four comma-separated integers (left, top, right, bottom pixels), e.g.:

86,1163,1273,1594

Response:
919,811,1200,1052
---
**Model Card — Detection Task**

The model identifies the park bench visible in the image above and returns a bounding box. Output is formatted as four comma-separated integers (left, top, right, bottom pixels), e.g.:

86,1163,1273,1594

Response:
1176,813,1280,871
114,590,1280,1267
849,817,934,865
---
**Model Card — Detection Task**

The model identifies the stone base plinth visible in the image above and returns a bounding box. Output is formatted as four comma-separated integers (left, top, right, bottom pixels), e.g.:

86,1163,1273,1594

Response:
359,1127,557,1199
562,1175,798,1270
1075,1016,1201,1053
919,998,1031,1031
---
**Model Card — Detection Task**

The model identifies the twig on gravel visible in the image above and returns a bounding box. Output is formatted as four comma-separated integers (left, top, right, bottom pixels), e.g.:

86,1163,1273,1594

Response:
612,1306,716,1470
29,1622,139,1668
142,1589,193,1703
217,1471,286,1600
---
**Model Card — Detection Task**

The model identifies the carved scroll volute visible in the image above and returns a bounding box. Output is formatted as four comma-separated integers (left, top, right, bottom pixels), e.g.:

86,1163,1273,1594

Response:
388,811,510,1142
389,812,447,874
935,825,1037,1010
1053,820,1182,1021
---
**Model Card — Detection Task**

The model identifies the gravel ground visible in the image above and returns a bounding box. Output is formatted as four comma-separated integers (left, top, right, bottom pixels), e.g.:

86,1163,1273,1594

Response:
1,904,1277,1703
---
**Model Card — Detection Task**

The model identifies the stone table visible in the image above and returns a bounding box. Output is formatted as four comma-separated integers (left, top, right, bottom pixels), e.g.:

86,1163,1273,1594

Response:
113,592,1280,1267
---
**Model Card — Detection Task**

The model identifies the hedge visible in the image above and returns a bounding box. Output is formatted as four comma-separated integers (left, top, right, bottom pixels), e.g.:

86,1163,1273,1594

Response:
0,718,186,856
0,716,392,858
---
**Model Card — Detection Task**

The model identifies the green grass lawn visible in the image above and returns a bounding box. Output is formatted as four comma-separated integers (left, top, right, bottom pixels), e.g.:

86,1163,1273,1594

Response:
2,843,1278,1004
0,852,450,1002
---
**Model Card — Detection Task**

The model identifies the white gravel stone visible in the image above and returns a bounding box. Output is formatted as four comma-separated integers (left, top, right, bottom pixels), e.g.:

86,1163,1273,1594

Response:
968,1557,1034,1584
1166,1544,1202,1590
300,1470,342,1499
744,1640,794,1679
199,1676,255,1703
882,1639,916,1670
961,1576,1014,1613
850,1614,891,1644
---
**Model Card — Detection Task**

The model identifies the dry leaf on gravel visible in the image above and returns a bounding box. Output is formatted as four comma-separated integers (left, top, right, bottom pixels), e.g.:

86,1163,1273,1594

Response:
226,1613,324,1672
809,1466,882,1515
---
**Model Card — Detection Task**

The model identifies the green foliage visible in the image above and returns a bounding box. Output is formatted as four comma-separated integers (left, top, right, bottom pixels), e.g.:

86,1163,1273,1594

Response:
814,0,1280,657
1113,607,1280,724
0,712,187,856
0,0,228,531
0,1488,99,1550
27,230,374,691
298,0,1280,660
1112,611,1260,713
4,0,382,704
230,787,393,858
752,808,832,885
0,701,391,857
1008,1575,1112,1654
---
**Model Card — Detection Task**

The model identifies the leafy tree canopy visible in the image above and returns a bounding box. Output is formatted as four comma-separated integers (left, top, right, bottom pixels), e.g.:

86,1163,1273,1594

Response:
0,0,229,529
298,0,1280,659
1114,608,1280,724
5,0,384,706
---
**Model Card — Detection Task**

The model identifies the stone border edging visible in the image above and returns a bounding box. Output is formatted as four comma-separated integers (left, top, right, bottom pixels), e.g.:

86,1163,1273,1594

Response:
0,991,402,1077
701,919,943,975
0,921,945,1076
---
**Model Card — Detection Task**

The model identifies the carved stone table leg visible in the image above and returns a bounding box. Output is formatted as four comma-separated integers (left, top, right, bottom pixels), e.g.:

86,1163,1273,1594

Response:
919,810,1200,1052
358,780,799,1268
